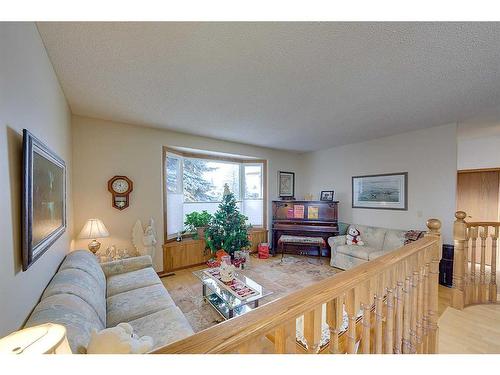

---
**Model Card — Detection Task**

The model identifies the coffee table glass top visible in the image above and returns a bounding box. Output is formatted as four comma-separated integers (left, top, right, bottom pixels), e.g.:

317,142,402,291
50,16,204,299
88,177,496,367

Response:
193,268,272,310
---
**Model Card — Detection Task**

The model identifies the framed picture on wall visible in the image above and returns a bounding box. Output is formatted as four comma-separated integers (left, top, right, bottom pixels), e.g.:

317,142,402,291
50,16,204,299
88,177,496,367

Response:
320,190,334,201
352,172,407,210
278,171,295,199
22,129,67,271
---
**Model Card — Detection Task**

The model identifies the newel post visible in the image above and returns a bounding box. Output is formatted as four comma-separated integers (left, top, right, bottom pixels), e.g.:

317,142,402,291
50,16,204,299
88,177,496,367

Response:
452,211,466,310
425,218,441,354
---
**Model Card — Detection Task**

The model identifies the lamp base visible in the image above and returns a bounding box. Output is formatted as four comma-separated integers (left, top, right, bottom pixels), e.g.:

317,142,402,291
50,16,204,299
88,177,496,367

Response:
88,239,101,254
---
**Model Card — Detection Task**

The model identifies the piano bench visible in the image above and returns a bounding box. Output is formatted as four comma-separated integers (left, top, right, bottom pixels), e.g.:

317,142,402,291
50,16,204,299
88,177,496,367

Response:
278,235,326,261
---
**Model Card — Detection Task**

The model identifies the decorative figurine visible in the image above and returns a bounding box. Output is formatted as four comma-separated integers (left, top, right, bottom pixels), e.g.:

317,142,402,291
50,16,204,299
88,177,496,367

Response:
219,261,235,283
132,218,158,258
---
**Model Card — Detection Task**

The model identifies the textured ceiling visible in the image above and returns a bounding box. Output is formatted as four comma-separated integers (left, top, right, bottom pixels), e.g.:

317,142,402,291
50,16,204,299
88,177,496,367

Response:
37,22,500,152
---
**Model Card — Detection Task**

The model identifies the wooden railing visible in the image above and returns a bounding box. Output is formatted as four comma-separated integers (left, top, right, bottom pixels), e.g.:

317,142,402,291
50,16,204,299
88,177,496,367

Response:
451,211,499,309
152,219,442,354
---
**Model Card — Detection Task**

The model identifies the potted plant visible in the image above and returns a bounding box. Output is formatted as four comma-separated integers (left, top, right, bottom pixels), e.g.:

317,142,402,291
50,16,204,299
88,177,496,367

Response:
184,210,212,239
205,184,251,258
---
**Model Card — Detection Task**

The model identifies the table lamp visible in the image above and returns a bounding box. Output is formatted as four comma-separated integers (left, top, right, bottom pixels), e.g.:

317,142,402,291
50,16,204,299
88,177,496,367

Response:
78,218,110,254
0,323,71,354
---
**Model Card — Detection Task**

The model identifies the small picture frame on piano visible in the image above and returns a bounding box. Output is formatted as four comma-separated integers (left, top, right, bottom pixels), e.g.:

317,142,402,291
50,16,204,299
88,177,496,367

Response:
278,171,295,199
320,190,335,201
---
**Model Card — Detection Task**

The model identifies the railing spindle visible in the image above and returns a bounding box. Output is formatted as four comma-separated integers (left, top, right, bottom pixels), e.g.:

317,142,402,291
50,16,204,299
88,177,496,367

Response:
274,320,296,353
304,306,322,354
385,287,395,354
425,219,441,354
374,275,384,354
402,275,412,354
427,247,440,353
394,277,404,354
470,226,478,304
409,270,418,353
491,226,498,303
345,288,359,354
416,267,424,353
422,262,430,353
326,297,343,353
452,211,467,309
464,227,470,305
359,280,372,354
479,227,488,303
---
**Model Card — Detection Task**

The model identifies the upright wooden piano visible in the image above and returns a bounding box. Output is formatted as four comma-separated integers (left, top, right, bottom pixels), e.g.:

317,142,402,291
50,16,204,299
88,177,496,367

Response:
272,200,339,257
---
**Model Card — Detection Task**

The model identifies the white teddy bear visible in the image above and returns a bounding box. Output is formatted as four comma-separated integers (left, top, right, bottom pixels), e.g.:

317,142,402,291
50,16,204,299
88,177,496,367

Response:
346,226,364,246
86,322,153,354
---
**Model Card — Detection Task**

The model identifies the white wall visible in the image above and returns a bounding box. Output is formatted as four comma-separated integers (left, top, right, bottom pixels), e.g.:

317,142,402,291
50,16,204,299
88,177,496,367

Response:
458,121,500,170
302,123,457,244
72,116,305,271
0,23,72,336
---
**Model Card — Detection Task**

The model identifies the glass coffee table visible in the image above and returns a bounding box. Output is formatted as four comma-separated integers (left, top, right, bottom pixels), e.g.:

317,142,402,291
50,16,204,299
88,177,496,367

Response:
193,268,272,320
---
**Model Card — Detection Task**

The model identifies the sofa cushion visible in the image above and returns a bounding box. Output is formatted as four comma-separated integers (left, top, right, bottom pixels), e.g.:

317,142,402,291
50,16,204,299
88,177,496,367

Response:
368,250,386,260
106,267,161,298
331,252,368,270
106,284,176,328
382,230,407,252
42,268,107,326
336,245,378,261
24,293,104,354
350,224,386,250
59,250,106,290
128,307,194,350
101,255,153,278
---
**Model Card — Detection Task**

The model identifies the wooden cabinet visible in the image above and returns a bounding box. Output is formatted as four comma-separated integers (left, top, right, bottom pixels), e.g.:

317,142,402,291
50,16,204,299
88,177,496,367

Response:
163,238,211,272
163,229,268,272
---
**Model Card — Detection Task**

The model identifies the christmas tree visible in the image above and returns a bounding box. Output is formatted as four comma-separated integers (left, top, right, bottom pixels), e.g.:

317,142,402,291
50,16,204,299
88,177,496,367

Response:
205,184,251,256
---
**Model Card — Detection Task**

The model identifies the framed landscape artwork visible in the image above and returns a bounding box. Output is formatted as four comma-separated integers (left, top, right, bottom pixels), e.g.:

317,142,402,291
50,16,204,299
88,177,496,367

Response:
22,129,66,271
352,172,407,210
278,171,295,199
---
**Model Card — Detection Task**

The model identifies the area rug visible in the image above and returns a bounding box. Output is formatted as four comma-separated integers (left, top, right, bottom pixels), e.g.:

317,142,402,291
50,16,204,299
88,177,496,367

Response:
162,255,340,332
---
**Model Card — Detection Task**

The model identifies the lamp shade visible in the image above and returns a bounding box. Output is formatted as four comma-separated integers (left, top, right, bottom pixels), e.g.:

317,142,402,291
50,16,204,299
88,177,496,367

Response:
78,218,110,239
0,323,71,354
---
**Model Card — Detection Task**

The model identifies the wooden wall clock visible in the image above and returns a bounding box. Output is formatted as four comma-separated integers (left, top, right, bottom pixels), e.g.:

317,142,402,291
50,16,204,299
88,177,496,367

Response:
108,175,133,210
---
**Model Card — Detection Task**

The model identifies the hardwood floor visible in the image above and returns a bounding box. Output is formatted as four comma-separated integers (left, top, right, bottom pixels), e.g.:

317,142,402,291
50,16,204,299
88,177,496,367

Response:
439,304,500,353
438,283,500,353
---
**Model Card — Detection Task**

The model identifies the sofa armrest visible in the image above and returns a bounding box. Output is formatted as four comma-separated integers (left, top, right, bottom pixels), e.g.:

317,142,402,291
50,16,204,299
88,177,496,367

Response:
328,235,346,248
100,255,153,278
328,235,346,258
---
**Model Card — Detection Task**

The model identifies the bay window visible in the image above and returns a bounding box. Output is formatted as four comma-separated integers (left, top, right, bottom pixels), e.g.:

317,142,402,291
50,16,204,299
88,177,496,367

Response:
165,149,266,239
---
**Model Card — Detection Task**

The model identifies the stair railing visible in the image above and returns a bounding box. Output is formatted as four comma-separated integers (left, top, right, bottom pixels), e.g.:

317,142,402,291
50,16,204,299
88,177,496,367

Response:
452,211,499,309
152,219,442,354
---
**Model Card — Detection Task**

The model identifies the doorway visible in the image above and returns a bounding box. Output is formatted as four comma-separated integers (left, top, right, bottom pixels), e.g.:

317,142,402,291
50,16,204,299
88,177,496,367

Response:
457,168,500,265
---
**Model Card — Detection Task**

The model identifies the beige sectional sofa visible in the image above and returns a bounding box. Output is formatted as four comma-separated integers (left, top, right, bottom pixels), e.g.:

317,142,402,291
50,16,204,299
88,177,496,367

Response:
24,250,193,353
328,224,407,270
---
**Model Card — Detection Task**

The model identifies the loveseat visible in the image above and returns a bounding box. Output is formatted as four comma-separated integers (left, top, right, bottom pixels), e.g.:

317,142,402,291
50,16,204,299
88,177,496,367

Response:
328,223,408,270
24,250,193,353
